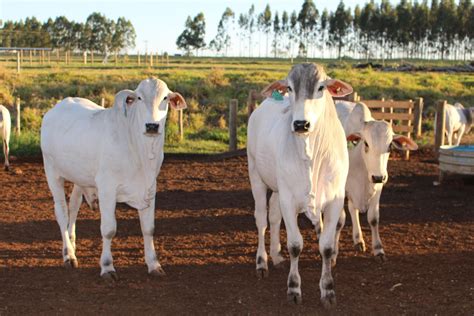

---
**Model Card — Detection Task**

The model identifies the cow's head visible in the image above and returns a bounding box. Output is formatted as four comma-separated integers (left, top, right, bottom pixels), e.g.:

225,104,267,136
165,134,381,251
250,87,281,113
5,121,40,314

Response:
114,77,186,136
261,63,352,135
347,105,418,184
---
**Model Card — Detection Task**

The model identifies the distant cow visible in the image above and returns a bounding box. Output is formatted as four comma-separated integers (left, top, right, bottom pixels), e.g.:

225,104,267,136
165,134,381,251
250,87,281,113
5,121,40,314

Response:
329,101,417,260
440,103,472,146
41,78,186,279
0,105,11,171
247,63,352,308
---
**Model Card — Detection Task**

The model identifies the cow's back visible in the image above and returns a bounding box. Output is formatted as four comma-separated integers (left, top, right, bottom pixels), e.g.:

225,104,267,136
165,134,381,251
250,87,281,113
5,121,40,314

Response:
247,97,290,191
41,98,108,186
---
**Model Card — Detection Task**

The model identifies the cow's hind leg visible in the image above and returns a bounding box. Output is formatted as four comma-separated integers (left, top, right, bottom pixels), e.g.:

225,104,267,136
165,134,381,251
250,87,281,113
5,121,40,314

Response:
348,200,365,252
68,185,83,255
139,200,164,276
97,188,118,280
269,192,284,267
45,169,77,268
319,198,344,309
331,209,346,267
249,166,269,278
3,139,9,171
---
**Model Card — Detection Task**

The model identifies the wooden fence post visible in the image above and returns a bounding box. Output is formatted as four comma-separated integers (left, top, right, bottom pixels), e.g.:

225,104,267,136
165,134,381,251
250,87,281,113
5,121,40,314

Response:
435,100,447,157
229,99,238,151
138,52,141,66
101,98,105,108
349,91,358,102
150,53,153,67
247,90,258,121
16,51,21,73
404,100,413,160
15,97,21,135
413,97,423,139
178,110,184,141
83,51,87,64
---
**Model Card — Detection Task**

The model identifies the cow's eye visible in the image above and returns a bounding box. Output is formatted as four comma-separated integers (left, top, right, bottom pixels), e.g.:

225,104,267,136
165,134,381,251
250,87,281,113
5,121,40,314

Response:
287,86,293,93
163,96,168,101
318,85,324,92
137,96,142,101
364,141,369,153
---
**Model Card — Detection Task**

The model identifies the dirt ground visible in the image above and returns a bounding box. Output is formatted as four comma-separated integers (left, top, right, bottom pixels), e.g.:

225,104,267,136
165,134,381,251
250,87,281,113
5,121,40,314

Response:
0,149,473,315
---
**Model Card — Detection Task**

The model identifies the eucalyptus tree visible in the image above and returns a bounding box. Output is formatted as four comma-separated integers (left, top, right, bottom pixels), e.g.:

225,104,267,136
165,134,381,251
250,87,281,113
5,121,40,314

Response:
272,11,281,58
209,7,234,56
320,9,329,58
281,10,289,56
260,4,272,57
176,13,206,56
329,1,353,59
297,0,318,58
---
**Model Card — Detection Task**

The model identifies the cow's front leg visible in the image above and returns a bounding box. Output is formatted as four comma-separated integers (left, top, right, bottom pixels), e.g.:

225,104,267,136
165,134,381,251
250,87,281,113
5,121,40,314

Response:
331,209,346,267
138,200,164,276
98,190,118,280
269,192,284,267
280,194,303,304
368,190,385,262
348,199,365,252
319,198,344,309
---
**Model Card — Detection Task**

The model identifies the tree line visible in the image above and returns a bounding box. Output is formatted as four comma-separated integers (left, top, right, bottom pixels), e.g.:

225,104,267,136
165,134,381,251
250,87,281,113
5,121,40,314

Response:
177,0,474,60
0,13,136,62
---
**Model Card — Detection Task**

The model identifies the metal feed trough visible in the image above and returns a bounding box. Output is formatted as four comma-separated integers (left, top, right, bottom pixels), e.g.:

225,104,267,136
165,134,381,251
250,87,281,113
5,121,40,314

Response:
438,145,474,183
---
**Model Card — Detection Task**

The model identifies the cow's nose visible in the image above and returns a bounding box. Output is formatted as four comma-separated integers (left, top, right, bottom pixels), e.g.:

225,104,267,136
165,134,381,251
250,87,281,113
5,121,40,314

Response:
371,175,387,184
145,123,160,134
293,120,310,133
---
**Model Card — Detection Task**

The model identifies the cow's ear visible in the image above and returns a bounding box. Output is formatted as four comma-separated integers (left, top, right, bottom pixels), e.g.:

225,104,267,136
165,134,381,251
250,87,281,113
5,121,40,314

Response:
261,80,288,98
114,90,136,117
168,92,187,110
326,79,353,97
392,135,418,150
347,133,362,143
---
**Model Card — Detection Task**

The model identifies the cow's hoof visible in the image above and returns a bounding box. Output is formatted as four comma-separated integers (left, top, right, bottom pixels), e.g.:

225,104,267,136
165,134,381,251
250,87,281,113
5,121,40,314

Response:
150,267,166,277
256,268,269,279
321,291,336,309
375,253,387,263
287,292,302,304
101,271,119,281
64,259,78,269
273,260,287,270
354,242,366,253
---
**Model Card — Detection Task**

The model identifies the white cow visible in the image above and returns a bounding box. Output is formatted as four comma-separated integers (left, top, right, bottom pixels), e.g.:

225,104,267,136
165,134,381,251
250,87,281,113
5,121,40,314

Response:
247,63,352,308
0,105,11,171
440,103,472,146
41,78,186,279
328,101,418,260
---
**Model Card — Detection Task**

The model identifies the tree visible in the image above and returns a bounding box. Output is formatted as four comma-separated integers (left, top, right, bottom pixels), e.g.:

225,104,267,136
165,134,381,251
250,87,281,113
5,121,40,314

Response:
176,13,206,55
85,13,114,62
209,8,234,56
259,4,272,57
111,17,136,56
281,11,289,56
272,11,281,58
436,0,457,59
298,0,318,58
320,9,329,58
329,1,353,59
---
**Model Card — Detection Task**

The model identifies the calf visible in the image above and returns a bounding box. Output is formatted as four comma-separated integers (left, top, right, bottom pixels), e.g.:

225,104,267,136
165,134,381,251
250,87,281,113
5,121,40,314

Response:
333,101,417,260
41,78,186,278
247,63,352,308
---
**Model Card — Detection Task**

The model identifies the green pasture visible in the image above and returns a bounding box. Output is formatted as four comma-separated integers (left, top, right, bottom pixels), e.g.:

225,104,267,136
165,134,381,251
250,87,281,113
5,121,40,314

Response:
0,56,472,156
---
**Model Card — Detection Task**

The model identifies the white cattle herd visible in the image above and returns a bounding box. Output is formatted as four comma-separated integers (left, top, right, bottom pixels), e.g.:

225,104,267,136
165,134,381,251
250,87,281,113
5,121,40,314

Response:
0,64,466,308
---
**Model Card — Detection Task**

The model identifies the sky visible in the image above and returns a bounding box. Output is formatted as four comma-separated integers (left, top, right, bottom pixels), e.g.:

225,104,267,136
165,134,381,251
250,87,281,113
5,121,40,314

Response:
1,0,389,56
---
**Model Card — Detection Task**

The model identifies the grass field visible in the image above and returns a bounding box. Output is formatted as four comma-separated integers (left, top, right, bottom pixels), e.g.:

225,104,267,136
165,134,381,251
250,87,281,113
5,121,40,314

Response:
0,55,473,156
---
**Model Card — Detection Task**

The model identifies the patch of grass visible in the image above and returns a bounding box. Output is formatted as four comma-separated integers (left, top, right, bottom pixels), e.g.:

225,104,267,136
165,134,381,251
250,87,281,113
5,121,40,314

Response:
9,130,41,157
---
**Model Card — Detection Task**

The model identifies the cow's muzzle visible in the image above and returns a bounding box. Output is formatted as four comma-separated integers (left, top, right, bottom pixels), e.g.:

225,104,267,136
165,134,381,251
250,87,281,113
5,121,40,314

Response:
144,123,160,135
371,175,387,184
293,120,310,133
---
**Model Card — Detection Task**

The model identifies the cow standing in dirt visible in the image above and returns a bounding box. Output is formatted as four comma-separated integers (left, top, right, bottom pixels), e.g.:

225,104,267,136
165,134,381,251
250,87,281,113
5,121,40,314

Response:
442,103,472,146
247,63,352,308
41,78,186,279
320,101,417,260
0,105,11,171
